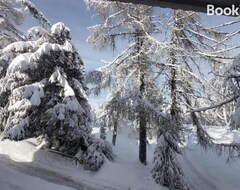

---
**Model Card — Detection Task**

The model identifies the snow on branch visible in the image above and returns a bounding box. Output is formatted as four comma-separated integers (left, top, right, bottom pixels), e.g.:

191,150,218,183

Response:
209,20,240,30
17,0,51,28
187,95,239,113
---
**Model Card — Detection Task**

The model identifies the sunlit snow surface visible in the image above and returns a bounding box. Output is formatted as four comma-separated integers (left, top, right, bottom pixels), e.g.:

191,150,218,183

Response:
1,125,240,190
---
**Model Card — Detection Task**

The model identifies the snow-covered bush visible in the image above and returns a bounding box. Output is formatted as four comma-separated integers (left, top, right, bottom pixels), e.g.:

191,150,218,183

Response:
76,138,114,171
0,21,113,170
79,146,104,171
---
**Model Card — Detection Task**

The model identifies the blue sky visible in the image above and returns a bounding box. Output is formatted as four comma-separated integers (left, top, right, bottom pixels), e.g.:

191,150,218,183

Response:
20,0,239,72
19,0,115,105
20,0,116,72
19,1,239,104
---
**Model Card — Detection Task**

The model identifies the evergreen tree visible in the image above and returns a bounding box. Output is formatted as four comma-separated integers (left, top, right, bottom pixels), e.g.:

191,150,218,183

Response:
200,75,235,126
0,20,90,150
192,53,240,160
86,1,239,187
152,130,189,190
0,20,113,170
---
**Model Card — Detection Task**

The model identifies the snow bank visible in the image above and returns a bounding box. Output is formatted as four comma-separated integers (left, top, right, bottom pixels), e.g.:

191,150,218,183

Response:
0,164,74,190
179,125,240,190
1,125,240,190
0,127,164,190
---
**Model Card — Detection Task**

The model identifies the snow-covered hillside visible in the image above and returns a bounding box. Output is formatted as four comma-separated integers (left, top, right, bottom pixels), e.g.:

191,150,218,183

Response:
0,125,240,190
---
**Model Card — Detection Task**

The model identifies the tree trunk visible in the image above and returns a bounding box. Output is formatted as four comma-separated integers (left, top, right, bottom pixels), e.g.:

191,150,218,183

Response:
135,14,146,164
170,51,177,118
139,70,147,165
112,119,117,146
169,17,178,119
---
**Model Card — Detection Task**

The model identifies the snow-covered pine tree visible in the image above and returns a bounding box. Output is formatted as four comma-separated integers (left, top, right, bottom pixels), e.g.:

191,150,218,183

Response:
0,20,113,170
0,20,91,150
0,0,49,49
85,0,166,165
0,0,25,132
152,129,189,190
209,54,240,159
0,0,52,94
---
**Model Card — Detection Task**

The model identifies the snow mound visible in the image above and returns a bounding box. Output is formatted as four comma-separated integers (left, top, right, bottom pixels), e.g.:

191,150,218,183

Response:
51,22,70,36
28,26,48,38
30,42,61,62
49,67,75,97
3,41,37,53
9,81,45,109
7,53,33,76
3,117,29,140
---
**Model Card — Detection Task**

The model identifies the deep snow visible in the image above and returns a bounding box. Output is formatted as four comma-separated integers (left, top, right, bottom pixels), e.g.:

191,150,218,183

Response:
180,125,240,190
0,127,164,190
0,164,75,190
0,125,240,190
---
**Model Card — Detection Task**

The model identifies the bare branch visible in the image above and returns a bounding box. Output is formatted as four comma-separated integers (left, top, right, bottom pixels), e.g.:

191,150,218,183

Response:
187,95,239,113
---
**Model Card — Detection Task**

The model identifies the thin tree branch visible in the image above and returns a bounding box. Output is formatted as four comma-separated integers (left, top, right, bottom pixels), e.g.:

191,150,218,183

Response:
187,95,239,113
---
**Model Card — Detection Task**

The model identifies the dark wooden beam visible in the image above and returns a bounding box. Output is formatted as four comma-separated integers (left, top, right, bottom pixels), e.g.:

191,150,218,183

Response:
108,0,240,13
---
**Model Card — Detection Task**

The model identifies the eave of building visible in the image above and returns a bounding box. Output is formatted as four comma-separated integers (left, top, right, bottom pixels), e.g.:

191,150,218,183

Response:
108,0,240,13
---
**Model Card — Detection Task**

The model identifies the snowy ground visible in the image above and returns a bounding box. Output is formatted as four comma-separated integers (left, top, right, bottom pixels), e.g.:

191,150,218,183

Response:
180,126,240,190
0,164,75,190
0,127,163,190
0,125,240,190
